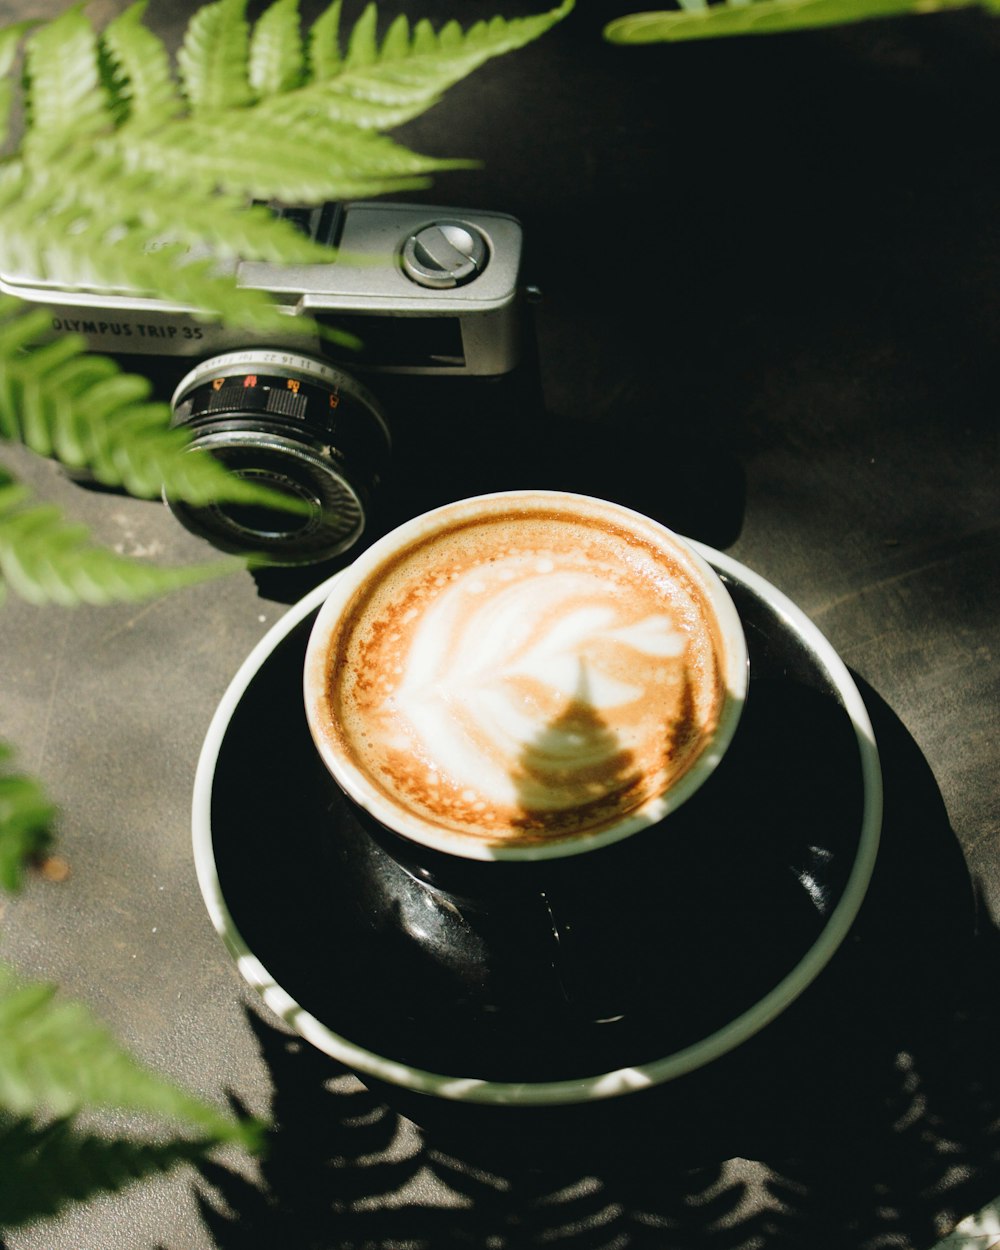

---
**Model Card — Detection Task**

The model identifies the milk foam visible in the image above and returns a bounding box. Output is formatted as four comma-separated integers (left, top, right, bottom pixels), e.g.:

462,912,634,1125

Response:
320,506,725,847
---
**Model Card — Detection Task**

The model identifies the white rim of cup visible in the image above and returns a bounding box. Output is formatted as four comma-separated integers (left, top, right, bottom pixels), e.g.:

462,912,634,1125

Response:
192,540,882,1107
301,489,750,862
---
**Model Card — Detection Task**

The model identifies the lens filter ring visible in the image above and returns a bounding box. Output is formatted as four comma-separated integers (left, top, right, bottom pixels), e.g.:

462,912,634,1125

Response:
167,431,366,562
168,349,391,565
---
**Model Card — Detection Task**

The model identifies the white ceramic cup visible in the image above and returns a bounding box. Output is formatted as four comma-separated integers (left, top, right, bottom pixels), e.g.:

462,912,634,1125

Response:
303,489,749,862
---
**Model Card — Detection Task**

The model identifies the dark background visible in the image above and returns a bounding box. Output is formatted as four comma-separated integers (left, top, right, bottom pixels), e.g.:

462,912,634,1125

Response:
0,1,997,1246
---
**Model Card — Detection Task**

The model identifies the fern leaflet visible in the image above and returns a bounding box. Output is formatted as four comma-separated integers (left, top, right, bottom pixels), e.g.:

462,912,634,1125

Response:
308,0,344,81
249,0,306,95
0,22,35,149
0,962,264,1148
22,8,110,147
0,744,56,894
0,467,242,607
100,1,183,129
177,0,253,111
144,115,460,201
604,0,977,41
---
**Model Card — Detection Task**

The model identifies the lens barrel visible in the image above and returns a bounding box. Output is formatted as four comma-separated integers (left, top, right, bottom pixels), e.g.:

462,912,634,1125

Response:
167,349,391,565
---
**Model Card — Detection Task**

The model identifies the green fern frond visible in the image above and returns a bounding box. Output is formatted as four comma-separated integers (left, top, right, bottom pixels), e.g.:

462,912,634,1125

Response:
250,0,305,96
261,0,576,131
177,0,253,111
0,1,572,325
0,467,240,606
0,744,56,894
0,963,265,1149
604,0,974,41
0,1116,218,1228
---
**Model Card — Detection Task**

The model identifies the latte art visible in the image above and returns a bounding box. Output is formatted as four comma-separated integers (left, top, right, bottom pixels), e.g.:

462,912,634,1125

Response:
310,498,734,850
387,563,695,822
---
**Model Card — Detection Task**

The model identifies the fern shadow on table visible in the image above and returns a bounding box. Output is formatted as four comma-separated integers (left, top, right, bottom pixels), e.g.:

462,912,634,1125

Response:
509,662,645,842
188,678,1000,1250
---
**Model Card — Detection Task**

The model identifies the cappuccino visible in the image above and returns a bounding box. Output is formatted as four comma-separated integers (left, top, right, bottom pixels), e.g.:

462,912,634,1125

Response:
305,492,747,860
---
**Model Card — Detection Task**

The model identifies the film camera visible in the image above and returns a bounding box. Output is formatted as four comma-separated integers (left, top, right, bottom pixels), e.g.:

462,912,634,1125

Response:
0,202,527,564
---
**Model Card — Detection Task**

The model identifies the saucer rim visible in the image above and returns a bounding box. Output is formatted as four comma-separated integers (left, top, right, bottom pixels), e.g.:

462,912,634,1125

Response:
192,543,883,1107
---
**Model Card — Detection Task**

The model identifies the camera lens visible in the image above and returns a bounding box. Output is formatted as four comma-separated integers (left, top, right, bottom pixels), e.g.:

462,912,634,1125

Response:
167,349,390,565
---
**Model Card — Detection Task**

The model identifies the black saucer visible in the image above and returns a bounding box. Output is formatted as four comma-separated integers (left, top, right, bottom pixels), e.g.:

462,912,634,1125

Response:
193,547,881,1105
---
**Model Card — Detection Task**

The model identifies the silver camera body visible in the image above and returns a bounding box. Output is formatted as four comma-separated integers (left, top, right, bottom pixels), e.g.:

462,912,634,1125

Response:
0,202,526,563
0,201,524,375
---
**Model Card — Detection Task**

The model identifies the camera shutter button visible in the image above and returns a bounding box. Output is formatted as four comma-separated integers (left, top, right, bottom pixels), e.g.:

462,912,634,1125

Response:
401,222,488,288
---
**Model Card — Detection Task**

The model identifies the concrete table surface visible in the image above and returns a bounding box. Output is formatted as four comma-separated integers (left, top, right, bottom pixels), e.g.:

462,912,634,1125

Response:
0,2,997,1247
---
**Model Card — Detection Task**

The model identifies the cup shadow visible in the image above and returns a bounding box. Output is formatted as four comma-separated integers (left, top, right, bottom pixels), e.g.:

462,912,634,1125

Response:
249,347,747,607
194,678,1000,1249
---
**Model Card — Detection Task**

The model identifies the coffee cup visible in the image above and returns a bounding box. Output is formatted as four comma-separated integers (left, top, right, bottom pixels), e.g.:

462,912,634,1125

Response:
303,489,748,864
